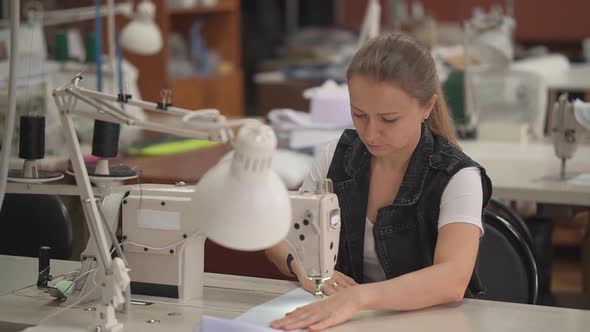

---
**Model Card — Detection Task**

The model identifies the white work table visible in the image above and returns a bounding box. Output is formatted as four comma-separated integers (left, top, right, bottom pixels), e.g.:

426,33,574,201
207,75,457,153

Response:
545,64,590,92
0,255,295,331
460,140,590,206
1,255,590,331
291,134,590,207
0,255,81,296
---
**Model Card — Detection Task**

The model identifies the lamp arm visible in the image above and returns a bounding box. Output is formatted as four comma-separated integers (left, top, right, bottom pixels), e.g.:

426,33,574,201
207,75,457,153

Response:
54,75,260,142
53,94,126,331
20,2,133,27
0,2,133,27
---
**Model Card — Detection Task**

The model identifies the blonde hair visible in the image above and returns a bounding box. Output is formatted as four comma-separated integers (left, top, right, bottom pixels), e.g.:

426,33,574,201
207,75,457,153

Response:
347,32,459,148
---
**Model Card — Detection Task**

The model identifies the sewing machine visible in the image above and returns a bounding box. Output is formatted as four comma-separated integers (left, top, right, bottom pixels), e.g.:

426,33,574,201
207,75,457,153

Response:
285,181,340,297
70,181,341,302
551,94,590,179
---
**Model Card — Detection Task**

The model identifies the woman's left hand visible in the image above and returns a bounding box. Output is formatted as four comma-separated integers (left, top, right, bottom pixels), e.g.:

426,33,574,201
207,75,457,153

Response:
270,286,364,331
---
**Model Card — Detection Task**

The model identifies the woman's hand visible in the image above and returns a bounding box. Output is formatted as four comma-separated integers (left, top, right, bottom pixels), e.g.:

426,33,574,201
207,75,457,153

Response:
297,271,358,295
271,286,364,331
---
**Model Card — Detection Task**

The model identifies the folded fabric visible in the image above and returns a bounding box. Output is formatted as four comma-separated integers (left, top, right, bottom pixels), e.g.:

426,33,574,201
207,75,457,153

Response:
236,288,316,328
268,108,351,131
126,138,219,156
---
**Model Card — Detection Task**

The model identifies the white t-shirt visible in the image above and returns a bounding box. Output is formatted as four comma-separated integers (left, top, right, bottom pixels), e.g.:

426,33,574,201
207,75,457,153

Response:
299,140,484,283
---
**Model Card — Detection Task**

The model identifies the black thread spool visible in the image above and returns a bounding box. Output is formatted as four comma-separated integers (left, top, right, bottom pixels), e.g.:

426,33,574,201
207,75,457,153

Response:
19,115,45,160
92,120,120,158
87,120,136,179
37,246,51,288
9,115,63,181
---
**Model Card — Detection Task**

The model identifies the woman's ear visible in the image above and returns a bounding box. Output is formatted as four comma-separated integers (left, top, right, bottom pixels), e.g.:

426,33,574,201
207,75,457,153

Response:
423,94,438,121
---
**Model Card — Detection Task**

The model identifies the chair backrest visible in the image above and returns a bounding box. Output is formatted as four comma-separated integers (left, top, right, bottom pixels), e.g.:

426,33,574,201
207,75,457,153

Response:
0,193,72,260
487,198,535,253
477,210,538,304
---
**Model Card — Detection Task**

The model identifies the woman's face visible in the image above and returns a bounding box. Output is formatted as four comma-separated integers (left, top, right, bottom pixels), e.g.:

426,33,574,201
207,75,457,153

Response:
348,75,432,158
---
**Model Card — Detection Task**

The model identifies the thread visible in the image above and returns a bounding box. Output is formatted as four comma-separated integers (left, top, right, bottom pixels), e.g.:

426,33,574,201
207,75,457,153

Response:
85,34,97,63
55,32,69,62
19,115,45,160
37,246,51,288
92,120,120,158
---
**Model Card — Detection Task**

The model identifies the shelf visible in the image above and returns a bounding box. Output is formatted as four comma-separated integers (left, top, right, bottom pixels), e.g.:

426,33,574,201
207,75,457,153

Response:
169,69,244,117
130,0,243,117
168,3,236,15
169,69,237,83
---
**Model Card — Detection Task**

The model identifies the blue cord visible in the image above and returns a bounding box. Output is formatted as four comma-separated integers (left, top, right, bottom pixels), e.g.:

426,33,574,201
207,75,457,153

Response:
94,0,102,92
116,32,123,94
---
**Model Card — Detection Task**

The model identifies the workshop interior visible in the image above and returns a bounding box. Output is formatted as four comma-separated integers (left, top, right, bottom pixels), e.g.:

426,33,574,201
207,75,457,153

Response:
0,1,589,331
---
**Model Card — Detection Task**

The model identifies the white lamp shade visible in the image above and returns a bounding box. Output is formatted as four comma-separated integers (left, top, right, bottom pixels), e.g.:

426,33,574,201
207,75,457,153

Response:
120,21,162,55
120,1,163,55
192,160,291,251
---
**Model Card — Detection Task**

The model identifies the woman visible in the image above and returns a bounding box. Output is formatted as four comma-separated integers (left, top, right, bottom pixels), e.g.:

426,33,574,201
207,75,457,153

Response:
265,32,492,331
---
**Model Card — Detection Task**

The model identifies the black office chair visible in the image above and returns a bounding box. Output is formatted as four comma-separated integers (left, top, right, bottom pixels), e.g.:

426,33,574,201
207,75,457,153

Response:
486,198,556,305
477,210,538,304
0,193,73,259
487,198,535,251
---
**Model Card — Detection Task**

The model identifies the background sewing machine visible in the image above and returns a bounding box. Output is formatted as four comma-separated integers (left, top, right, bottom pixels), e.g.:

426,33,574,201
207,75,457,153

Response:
551,94,590,179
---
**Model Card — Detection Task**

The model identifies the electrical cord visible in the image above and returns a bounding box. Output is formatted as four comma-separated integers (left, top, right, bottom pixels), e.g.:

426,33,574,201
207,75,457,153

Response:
0,1,20,214
112,227,205,294
12,267,97,302
37,282,100,326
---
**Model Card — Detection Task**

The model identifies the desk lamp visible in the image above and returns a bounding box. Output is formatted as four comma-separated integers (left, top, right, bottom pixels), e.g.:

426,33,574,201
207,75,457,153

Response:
119,1,163,55
194,124,292,250
51,74,291,331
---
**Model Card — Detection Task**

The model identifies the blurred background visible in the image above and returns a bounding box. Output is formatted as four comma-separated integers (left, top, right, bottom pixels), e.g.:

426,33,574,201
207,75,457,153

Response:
1,0,589,312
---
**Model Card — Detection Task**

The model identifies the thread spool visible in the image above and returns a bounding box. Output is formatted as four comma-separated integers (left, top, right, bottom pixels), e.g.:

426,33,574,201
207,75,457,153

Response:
8,116,63,183
19,115,45,160
92,120,120,158
55,32,69,62
74,120,137,183
37,246,51,288
85,34,97,63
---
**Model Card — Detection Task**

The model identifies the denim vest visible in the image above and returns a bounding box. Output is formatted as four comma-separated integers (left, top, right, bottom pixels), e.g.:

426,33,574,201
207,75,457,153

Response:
327,125,492,297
